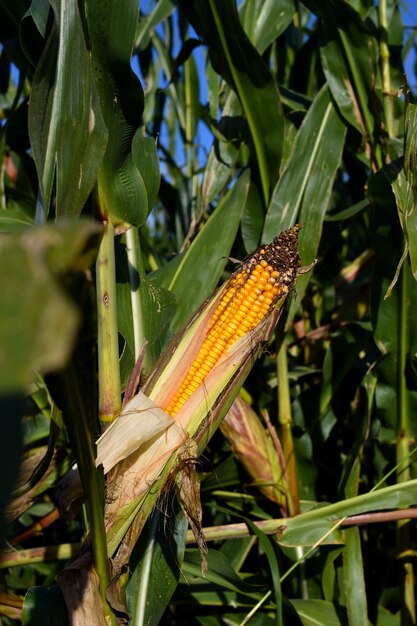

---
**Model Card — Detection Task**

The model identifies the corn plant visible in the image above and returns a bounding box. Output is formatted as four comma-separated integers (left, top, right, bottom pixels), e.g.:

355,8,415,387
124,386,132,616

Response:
1,0,417,625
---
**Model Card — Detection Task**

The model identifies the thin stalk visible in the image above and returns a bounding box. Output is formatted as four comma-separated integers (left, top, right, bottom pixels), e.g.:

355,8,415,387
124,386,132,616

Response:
62,366,115,625
125,227,145,361
96,221,121,423
184,55,194,180
184,52,201,230
184,507,417,544
0,544,82,568
378,0,394,139
276,341,299,516
277,342,307,599
396,265,415,626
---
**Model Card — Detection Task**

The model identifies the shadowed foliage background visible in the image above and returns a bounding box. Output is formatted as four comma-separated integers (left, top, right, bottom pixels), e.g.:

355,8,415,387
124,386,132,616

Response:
1,0,417,624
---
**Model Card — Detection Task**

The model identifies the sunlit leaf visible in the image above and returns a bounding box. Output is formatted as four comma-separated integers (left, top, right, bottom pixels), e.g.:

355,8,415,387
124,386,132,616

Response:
177,0,283,204
29,0,108,218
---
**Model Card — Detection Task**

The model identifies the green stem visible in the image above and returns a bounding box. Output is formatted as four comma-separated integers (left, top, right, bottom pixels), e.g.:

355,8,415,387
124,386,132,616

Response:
378,0,394,139
62,366,115,625
0,544,82,568
125,227,145,361
184,55,194,179
96,221,121,423
277,342,299,516
396,265,415,626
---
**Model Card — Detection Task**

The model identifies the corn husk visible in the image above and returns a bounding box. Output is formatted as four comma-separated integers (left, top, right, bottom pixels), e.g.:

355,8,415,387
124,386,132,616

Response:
221,395,288,512
101,226,301,556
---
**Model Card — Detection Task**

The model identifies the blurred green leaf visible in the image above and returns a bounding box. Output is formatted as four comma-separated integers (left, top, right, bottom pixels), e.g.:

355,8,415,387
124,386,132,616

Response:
0,220,101,392
0,236,76,391
135,0,174,50
0,207,33,231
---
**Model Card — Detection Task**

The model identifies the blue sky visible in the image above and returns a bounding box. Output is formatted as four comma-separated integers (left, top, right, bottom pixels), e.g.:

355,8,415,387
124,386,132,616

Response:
402,0,417,84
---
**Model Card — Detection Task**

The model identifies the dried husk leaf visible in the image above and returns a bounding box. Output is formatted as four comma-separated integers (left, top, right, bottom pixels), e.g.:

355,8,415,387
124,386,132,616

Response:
56,552,108,626
95,391,175,474
221,395,286,508
175,439,207,575
105,418,187,552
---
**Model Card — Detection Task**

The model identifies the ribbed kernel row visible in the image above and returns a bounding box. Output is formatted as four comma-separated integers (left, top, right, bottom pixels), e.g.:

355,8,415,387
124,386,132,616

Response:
164,254,286,417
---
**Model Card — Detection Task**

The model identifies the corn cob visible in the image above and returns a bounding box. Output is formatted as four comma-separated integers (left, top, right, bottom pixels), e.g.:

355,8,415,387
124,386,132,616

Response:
164,225,301,417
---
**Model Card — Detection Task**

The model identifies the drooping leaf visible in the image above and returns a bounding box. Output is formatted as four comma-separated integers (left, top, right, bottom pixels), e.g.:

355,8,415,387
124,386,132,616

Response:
176,0,283,205
29,0,108,219
263,85,346,311
279,479,417,547
304,0,379,166
85,0,149,230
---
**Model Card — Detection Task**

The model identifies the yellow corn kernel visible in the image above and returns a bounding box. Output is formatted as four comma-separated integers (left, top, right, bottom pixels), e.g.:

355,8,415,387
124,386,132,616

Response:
164,225,301,417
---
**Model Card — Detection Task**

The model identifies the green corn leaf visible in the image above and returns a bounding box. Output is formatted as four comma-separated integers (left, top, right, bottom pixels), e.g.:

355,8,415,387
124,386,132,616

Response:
305,0,379,161
29,0,108,219
279,479,417,547
85,0,149,230
263,85,346,312
240,0,295,54
126,506,187,626
176,0,283,205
